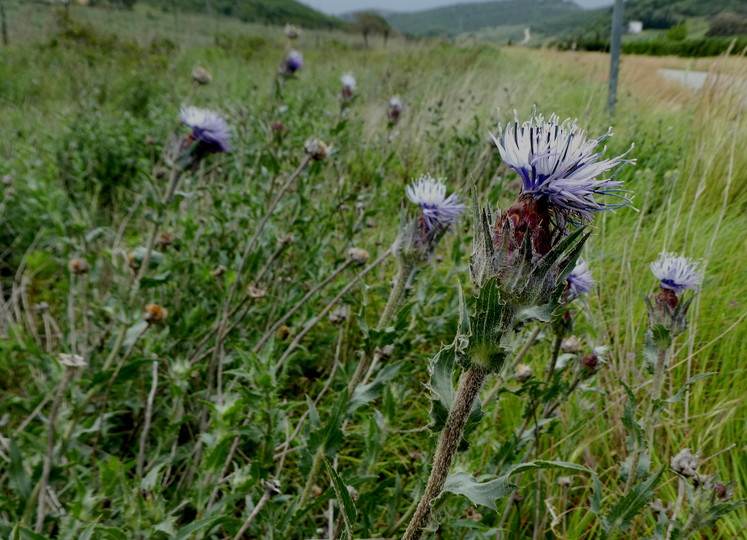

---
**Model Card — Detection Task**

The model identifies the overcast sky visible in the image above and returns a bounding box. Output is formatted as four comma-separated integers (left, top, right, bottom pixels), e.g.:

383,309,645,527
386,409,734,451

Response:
301,0,614,15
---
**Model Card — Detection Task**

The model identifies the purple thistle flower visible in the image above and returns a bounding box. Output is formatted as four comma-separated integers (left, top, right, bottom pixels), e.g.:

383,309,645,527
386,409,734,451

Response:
405,175,466,233
179,106,231,153
341,72,356,92
566,259,595,298
650,252,701,293
490,112,634,227
286,50,303,72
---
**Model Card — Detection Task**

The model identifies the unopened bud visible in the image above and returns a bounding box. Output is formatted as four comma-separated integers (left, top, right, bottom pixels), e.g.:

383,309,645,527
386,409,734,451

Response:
262,478,282,496
304,138,329,161
580,353,600,376
191,66,212,85
561,336,582,354
247,285,267,298
329,305,350,325
714,481,732,501
144,304,168,324
157,233,174,248
514,363,533,383
284,24,301,39
68,258,90,275
348,247,370,265
210,265,227,278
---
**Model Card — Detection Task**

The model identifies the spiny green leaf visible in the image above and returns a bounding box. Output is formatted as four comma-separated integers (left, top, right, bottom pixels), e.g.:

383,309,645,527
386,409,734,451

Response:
348,362,402,414
602,467,664,533
323,457,357,540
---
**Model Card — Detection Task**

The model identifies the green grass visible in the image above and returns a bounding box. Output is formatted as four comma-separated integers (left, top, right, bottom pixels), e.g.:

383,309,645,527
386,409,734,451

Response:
1,2,746,539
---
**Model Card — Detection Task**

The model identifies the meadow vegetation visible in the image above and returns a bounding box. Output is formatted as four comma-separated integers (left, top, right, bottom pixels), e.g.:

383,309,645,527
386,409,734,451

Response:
1,2,746,539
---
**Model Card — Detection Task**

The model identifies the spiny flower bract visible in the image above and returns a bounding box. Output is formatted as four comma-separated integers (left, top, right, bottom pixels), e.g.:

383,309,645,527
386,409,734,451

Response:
567,259,595,297
650,252,701,292
405,175,466,233
180,106,231,153
491,112,634,227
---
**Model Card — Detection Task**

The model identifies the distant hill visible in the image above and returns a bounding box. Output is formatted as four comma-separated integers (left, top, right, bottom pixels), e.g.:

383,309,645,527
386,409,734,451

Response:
140,0,347,29
378,0,583,37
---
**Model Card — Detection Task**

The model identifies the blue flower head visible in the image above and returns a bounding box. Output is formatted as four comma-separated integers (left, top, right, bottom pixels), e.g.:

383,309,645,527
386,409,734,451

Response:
180,106,231,154
650,252,701,293
491,112,634,228
405,175,466,234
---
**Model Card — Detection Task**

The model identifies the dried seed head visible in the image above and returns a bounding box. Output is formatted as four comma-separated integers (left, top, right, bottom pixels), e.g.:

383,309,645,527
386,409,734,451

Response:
278,233,294,246
329,305,350,325
210,265,227,278
58,353,86,369
580,353,600,375
157,233,174,248
2,174,13,186
514,363,533,383
284,23,301,39
247,284,267,298
276,325,291,341
191,66,212,85
378,344,395,360
557,476,573,488
144,304,168,324
263,478,282,496
346,485,359,502
128,251,140,270
68,258,90,275
713,481,733,501
304,138,329,160
348,247,370,265
561,336,582,354
649,498,672,517
671,448,700,479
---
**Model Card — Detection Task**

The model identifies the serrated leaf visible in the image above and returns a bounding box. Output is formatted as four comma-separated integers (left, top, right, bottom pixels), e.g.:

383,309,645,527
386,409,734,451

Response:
621,382,645,452
440,461,591,510
602,467,664,533
348,362,401,414
308,389,348,456
323,458,357,540
8,439,31,504
441,472,515,510
660,372,715,404
650,324,671,349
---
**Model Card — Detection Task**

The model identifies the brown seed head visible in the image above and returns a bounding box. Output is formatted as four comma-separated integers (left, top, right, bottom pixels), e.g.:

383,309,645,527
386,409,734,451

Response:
191,66,212,85
68,258,90,275
348,247,370,265
144,304,168,324
157,233,174,248
304,138,329,161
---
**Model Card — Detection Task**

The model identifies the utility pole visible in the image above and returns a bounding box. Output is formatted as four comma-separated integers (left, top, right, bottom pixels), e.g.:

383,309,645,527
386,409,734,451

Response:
607,0,624,115
1,0,9,46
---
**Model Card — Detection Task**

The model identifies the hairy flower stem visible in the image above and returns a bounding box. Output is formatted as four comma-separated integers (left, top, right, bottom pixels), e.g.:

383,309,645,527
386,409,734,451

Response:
349,261,414,393
624,345,669,493
137,360,159,479
403,364,489,540
35,366,75,533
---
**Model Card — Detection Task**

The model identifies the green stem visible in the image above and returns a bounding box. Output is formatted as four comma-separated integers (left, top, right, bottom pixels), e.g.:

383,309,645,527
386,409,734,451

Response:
402,364,489,540
296,448,325,516
624,345,668,493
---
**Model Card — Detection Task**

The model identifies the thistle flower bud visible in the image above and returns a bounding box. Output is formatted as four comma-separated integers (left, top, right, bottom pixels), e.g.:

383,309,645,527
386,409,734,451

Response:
304,138,329,161
58,353,86,369
284,24,301,39
713,481,733,501
378,344,395,361
339,72,356,104
329,305,350,325
671,448,700,479
211,265,227,278
514,363,533,383
564,259,594,301
579,352,601,378
276,325,291,341
191,66,212,85
157,233,174,249
262,478,282,496
561,335,582,354
348,247,370,265
557,476,573,488
247,285,267,298
68,258,90,275
144,304,168,324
